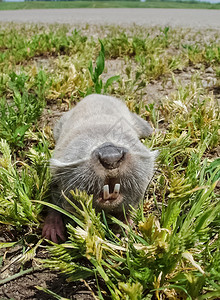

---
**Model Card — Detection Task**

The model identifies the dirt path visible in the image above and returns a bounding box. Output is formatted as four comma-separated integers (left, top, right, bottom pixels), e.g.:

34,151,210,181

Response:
0,8,220,28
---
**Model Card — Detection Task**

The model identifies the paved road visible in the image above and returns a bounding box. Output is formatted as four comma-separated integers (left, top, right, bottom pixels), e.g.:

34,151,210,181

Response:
0,8,220,28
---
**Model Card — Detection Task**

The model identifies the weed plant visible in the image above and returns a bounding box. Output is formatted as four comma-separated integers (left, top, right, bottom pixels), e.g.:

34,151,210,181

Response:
82,40,120,95
0,23,219,299
0,70,49,148
0,137,51,227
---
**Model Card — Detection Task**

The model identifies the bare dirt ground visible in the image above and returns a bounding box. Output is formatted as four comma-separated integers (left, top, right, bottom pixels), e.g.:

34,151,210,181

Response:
0,8,220,28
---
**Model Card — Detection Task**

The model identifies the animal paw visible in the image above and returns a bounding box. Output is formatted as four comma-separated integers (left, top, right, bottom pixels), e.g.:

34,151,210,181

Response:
42,210,66,243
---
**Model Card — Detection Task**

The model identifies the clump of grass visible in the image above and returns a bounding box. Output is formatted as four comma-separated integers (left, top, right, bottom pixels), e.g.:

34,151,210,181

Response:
0,136,51,227
103,29,171,59
160,77,219,153
182,43,220,66
47,55,91,101
143,76,219,217
0,25,88,70
102,28,184,82
0,70,49,149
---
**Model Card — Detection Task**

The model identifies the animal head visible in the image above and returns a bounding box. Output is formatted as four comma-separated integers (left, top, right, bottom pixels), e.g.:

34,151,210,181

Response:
50,94,157,215
51,130,157,214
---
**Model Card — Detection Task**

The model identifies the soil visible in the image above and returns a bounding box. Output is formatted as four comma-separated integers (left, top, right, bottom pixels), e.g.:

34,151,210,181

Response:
0,225,96,300
1,268,95,300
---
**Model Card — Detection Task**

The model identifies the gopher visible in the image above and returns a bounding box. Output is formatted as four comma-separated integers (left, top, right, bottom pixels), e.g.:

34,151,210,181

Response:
42,94,157,242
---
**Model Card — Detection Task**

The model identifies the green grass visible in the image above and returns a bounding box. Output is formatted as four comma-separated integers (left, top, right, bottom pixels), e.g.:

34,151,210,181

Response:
0,23,219,299
0,1,220,10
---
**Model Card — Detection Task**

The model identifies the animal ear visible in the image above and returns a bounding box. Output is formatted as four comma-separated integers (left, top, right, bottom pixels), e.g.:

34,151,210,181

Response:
53,110,74,142
130,112,153,139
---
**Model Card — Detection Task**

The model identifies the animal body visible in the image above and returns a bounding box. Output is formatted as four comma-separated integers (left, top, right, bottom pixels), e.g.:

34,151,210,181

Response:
42,94,157,243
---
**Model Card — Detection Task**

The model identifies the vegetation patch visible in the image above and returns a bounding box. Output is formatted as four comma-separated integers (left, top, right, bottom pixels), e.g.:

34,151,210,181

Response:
0,23,219,300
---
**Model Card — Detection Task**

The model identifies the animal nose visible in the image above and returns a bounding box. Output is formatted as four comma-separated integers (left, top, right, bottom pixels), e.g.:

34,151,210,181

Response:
96,143,127,169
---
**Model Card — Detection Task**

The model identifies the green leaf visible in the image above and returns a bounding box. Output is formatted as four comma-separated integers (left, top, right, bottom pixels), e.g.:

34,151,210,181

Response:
0,241,19,249
33,200,84,228
94,50,105,79
95,80,103,94
88,60,93,79
35,286,70,300
104,75,120,93
14,125,30,138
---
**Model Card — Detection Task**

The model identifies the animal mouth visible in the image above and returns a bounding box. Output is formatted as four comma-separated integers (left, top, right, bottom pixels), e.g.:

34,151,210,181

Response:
98,177,122,203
